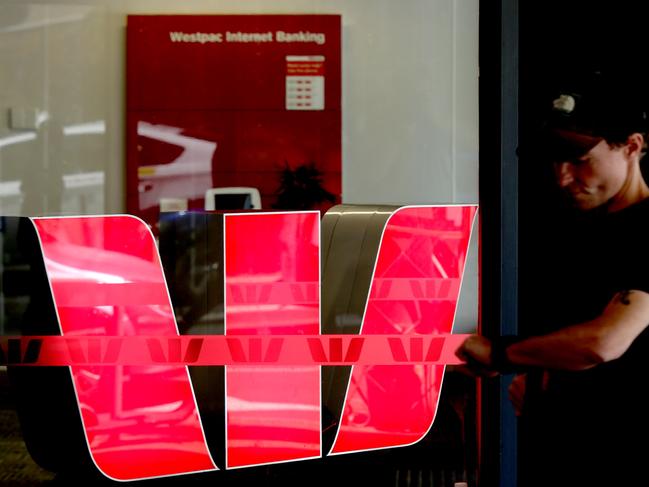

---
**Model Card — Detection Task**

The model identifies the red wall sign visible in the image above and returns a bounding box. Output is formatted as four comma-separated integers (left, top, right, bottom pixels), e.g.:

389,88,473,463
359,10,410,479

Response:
126,15,342,228
3,205,476,481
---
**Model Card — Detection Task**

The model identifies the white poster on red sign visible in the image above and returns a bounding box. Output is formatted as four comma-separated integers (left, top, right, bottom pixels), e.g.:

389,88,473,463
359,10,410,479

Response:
286,55,325,110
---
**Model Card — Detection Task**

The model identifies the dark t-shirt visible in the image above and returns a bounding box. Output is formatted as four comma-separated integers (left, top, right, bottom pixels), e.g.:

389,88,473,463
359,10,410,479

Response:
522,198,649,486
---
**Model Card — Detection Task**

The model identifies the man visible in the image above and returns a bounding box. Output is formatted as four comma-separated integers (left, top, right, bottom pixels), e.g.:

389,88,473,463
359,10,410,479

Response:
457,72,649,486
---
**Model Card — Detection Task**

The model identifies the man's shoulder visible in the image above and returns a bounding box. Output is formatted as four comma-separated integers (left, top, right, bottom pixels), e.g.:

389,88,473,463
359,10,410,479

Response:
622,196,649,217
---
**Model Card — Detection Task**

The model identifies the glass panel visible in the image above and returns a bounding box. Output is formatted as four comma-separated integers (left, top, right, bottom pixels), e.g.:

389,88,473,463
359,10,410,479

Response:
225,212,321,468
329,206,476,455
0,2,479,486
0,5,108,218
31,216,216,480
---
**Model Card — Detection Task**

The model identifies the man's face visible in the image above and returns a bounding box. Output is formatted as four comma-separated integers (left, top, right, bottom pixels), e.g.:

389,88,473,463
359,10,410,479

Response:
552,139,629,211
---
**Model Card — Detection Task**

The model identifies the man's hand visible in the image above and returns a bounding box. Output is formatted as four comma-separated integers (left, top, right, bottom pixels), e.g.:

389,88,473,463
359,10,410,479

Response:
455,335,498,377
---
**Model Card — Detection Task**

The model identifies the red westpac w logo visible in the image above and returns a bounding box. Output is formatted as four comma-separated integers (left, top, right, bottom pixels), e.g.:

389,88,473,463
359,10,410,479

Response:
2,205,477,481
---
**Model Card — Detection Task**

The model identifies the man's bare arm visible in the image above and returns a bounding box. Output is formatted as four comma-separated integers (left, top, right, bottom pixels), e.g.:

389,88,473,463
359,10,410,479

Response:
506,289,649,370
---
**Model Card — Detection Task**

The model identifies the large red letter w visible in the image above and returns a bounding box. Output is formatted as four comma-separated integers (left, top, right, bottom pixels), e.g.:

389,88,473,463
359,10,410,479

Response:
20,205,476,480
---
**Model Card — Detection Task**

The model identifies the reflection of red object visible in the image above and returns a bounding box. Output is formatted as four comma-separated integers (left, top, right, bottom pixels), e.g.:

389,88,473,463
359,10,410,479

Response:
225,212,321,468
134,121,219,228
330,207,475,455
24,205,476,480
137,132,184,166
33,216,217,481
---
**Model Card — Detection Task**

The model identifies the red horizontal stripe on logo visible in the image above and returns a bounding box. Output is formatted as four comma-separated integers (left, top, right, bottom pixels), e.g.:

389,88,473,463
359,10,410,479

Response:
0,334,469,366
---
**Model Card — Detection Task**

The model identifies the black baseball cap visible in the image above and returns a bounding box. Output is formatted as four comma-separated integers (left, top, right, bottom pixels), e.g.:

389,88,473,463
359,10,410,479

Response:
529,71,649,162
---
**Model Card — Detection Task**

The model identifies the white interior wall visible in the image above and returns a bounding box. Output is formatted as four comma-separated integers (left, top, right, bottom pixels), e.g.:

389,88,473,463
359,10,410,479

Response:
0,0,479,332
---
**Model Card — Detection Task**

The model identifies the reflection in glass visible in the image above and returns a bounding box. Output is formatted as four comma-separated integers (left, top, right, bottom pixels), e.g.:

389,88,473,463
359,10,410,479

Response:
32,216,216,481
136,121,216,220
225,212,321,468
330,206,477,455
